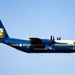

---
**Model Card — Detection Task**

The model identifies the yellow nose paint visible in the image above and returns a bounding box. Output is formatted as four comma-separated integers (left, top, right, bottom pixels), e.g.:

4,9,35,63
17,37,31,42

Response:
0,32,3,37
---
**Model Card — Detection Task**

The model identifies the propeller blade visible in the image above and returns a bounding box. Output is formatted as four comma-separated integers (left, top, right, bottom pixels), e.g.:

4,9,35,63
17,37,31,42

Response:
50,35,53,41
50,35,55,49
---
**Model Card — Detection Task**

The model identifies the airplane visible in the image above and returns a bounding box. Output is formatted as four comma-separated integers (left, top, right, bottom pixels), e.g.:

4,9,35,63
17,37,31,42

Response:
0,20,75,53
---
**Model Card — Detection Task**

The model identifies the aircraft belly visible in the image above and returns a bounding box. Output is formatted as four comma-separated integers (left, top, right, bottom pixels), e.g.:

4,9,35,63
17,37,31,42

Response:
14,46,30,52
28,46,74,53
54,46,73,52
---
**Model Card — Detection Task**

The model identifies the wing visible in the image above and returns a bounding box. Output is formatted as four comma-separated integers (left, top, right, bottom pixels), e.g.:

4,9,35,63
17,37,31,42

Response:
29,37,45,48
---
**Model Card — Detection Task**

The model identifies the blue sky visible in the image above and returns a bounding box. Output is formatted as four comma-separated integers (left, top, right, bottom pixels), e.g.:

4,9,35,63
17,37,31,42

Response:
0,0,75,75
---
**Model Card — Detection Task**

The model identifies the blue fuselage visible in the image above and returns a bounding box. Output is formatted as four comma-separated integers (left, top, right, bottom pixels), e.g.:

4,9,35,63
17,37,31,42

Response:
2,38,75,53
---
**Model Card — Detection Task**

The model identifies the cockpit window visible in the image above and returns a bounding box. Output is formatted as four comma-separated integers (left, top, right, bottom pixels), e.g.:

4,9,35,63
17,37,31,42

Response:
73,42,75,44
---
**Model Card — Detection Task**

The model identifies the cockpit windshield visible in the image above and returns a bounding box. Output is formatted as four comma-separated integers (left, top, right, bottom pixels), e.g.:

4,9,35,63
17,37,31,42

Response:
73,42,75,44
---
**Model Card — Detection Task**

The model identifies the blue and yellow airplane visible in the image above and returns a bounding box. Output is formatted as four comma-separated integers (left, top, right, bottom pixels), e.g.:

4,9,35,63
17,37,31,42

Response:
0,20,75,53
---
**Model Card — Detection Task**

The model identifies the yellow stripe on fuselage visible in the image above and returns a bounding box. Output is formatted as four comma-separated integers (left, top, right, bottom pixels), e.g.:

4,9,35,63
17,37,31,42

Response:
10,44,17,46
55,44,75,46
9,44,75,47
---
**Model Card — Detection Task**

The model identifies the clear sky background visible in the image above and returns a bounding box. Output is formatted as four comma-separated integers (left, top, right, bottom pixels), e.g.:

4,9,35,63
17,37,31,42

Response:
0,0,75,75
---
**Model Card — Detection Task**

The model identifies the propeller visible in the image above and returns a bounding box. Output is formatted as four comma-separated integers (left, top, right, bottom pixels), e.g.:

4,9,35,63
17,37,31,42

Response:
57,37,61,40
50,35,61,50
50,35,55,49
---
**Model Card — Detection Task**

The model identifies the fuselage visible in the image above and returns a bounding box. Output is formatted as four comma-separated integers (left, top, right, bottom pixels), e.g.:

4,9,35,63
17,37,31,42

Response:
0,20,75,53
2,38,75,53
